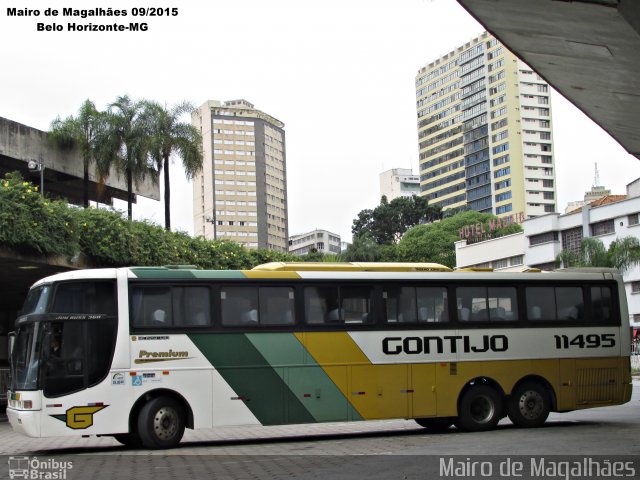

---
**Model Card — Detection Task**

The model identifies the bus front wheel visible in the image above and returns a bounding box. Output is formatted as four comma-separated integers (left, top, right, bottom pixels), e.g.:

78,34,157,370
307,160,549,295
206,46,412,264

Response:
137,396,186,449
455,385,503,432
507,381,550,428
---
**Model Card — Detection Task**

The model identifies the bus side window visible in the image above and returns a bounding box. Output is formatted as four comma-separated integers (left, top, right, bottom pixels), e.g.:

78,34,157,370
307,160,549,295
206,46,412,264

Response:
384,287,417,323
304,287,338,325
556,287,583,320
340,286,372,324
259,287,295,325
131,286,172,327
417,287,448,323
591,286,613,323
221,287,258,326
174,287,211,327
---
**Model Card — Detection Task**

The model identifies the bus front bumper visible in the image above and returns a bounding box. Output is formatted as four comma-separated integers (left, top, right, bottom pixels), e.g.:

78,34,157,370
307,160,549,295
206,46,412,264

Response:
7,408,41,438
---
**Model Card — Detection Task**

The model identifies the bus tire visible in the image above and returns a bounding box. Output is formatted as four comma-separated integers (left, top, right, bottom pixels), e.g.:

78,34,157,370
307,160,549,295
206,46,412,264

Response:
415,417,454,432
455,385,503,432
507,381,550,428
113,433,142,448
137,396,185,449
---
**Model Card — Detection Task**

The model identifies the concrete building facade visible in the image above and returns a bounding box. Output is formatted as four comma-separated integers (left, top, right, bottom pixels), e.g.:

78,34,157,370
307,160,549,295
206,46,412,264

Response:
379,168,420,201
455,182,640,325
416,32,557,218
289,229,342,256
192,100,289,252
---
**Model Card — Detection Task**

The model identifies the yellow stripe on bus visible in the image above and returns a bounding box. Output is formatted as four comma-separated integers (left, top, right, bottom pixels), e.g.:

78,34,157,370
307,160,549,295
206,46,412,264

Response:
242,271,301,279
296,332,416,419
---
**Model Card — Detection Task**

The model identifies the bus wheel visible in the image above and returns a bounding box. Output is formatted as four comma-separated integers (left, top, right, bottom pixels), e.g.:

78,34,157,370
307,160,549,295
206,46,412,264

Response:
113,433,142,448
455,385,503,432
415,417,454,432
137,396,186,449
507,381,550,428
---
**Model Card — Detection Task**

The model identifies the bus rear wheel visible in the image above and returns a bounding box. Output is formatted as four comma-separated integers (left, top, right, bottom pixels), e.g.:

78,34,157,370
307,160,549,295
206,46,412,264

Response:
507,381,550,428
137,396,186,449
415,417,454,432
455,385,503,432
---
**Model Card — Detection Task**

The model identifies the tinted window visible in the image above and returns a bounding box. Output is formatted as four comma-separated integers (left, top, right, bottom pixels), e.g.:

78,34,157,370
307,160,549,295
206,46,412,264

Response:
526,286,583,321
556,287,583,320
304,286,339,324
457,286,517,322
51,282,115,315
304,286,372,325
131,286,172,326
174,287,211,327
591,286,613,323
131,285,211,328
384,286,448,323
221,286,294,326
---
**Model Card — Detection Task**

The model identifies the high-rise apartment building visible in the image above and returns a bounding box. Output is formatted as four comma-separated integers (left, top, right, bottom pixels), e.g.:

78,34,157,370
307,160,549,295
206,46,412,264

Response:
192,99,288,251
416,32,557,218
379,168,420,201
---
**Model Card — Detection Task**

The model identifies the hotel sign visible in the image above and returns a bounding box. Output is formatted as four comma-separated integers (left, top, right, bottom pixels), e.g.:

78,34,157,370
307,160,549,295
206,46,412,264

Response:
459,211,525,240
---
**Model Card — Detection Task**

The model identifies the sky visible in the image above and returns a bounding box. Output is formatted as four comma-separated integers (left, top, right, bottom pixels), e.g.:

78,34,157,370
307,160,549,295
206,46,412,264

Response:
2,0,639,243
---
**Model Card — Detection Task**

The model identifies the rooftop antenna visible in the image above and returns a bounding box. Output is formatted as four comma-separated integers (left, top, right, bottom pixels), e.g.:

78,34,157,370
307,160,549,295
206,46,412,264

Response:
593,162,600,187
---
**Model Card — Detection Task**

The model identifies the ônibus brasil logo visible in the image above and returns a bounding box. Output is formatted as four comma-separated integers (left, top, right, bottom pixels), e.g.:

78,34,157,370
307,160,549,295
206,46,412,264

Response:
8,456,73,479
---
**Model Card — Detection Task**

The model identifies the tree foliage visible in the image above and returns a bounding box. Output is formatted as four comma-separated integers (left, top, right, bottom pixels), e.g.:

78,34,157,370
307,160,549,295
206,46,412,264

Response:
0,172,295,270
396,210,522,268
49,99,102,208
351,195,442,245
142,100,203,231
556,236,640,274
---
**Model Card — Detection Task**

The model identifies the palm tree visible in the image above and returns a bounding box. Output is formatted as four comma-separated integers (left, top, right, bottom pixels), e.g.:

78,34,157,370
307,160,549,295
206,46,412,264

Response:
50,100,101,208
556,236,640,274
142,101,203,230
97,95,154,220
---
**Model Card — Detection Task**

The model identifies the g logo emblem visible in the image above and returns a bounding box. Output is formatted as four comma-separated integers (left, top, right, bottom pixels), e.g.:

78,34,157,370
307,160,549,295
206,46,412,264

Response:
51,405,108,429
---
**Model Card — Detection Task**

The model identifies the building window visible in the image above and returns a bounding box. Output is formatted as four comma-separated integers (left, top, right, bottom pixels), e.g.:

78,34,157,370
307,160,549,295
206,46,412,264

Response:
562,227,583,255
632,282,640,293
590,220,615,236
544,204,555,213
543,191,554,200
628,213,639,226
496,203,512,214
529,231,558,246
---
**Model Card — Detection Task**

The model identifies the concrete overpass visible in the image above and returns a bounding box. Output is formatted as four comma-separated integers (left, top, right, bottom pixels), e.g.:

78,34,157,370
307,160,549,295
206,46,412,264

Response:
457,0,640,160
0,116,160,364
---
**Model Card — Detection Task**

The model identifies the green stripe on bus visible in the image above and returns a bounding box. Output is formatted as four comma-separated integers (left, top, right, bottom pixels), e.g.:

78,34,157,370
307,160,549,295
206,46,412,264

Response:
191,271,247,279
130,268,198,279
188,333,316,426
246,333,362,422
130,268,247,280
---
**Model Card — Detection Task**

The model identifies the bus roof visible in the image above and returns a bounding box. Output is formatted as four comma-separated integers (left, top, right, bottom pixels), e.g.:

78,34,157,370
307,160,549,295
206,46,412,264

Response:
251,262,453,272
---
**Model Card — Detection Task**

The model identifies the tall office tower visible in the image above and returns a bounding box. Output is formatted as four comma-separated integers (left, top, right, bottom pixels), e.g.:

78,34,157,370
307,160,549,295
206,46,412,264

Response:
416,32,557,218
192,99,289,251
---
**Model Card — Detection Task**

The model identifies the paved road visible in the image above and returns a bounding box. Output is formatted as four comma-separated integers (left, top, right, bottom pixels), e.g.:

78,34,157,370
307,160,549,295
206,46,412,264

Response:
1,379,638,479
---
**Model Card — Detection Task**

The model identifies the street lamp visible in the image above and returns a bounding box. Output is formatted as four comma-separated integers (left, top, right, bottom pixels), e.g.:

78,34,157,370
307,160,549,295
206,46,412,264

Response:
27,156,45,197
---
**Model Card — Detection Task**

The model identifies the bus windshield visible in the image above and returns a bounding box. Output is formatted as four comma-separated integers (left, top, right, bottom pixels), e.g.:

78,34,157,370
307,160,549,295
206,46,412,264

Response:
10,280,118,396
10,322,41,391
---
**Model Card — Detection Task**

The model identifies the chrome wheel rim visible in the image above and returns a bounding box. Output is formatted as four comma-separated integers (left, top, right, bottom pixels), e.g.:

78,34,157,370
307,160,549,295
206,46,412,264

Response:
470,394,495,424
153,406,178,440
518,390,544,420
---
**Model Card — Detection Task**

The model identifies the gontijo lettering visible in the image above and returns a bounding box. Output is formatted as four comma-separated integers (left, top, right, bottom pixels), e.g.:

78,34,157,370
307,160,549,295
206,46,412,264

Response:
383,335,508,355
